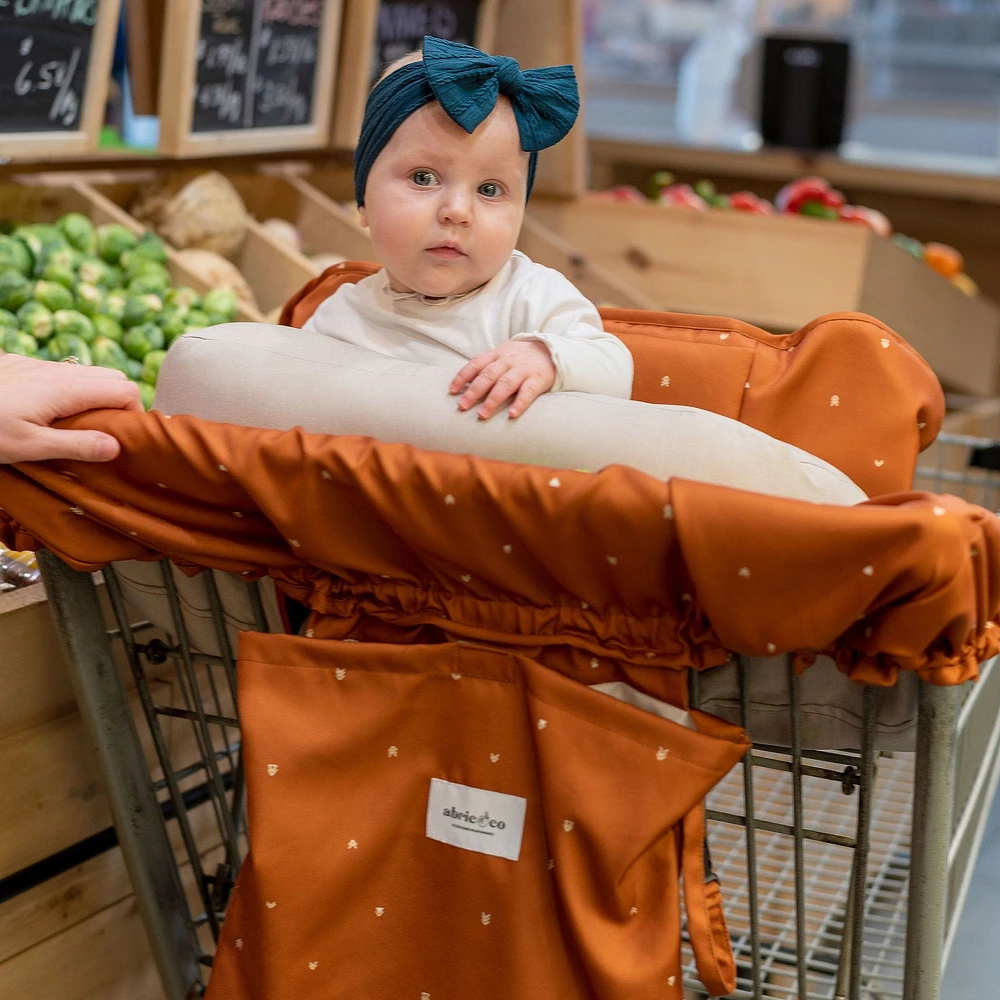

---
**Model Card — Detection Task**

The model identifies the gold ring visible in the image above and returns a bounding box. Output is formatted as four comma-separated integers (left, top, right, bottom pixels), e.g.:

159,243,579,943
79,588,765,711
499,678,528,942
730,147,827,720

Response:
61,356,81,366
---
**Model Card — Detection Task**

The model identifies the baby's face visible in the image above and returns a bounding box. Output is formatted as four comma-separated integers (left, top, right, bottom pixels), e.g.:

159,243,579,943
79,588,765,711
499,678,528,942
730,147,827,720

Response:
359,99,529,298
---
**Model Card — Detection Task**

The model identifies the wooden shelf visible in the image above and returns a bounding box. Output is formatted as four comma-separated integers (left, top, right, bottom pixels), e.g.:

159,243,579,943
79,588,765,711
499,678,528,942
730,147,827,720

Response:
589,138,1000,207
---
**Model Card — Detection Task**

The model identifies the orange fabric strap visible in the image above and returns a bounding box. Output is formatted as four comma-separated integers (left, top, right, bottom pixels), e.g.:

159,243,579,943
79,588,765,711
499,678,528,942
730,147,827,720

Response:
681,803,738,996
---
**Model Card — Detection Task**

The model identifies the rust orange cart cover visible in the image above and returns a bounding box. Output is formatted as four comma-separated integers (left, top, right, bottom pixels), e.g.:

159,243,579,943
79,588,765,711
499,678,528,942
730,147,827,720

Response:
0,277,992,999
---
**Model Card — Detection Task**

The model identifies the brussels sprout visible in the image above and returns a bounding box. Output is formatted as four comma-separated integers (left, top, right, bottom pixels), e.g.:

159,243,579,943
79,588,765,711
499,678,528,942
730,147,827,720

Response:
0,307,18,330
123,321,165,360
17,301,54,341
33,280,75,312
104,290,127,324
123,293,163,328
42,261,77,289
121,247,169,277
137,381,156,411
41,245,81,273
159,306,188,344
125,358,144,380
0,235,32,276
130,258,171,282
166,286,201,310
2,328,39,356
23,230,70,278
0,271,32,311
73,281,105,318
77,257,114,288
91,336,131,372
13,225,58,274
133,230,167,262
141,349,167,384
18,223,63,243
201,288,238,322
184,309,210,330
53,309,96,344
33,344,51,362
128,271,171,296
92,314,124,344
96,223,138,264
48,332,93,365
58,212,98,255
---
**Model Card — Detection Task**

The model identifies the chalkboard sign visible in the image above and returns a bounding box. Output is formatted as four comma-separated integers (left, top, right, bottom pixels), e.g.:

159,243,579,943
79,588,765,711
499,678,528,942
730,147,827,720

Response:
0,0,122,157
371,0,481,83
159,0,341,155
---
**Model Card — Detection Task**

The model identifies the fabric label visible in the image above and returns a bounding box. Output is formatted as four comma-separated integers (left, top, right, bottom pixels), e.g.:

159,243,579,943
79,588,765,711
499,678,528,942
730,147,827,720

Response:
425,777,527,861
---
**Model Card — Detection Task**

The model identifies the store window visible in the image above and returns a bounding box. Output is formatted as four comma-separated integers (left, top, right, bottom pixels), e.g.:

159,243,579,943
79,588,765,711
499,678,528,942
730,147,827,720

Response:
584,0,1000,172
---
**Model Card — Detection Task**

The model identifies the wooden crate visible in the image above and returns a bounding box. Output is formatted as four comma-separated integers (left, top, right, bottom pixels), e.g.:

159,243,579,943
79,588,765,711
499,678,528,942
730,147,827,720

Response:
59,170,321,319
527,198,1000,397
0,795,222,1000
0,579,230,998
277,162,657,310
225,171,377,265
0,180,261,322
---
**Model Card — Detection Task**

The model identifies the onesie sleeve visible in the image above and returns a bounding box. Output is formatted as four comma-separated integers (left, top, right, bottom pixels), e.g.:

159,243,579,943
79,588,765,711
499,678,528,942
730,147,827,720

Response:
510,266,634,398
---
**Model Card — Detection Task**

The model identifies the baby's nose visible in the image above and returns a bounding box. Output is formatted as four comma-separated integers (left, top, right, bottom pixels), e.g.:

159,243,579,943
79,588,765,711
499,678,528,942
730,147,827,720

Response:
439,190,473,225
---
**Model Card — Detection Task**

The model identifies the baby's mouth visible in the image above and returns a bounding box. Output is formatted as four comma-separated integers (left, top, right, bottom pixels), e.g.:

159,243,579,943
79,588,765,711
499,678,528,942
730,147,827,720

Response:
426,245,466,259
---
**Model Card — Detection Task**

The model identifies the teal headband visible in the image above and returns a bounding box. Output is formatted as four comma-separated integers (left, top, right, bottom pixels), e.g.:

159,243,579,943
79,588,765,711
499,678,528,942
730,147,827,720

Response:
354,35,580,206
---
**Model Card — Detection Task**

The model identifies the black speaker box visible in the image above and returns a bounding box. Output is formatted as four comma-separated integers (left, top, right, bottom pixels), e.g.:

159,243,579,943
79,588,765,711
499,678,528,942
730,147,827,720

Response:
759,36,851,151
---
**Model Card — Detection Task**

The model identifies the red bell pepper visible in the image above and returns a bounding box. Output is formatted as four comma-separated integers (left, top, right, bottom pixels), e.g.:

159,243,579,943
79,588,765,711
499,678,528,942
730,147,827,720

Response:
775,176,845,214
839,205,892,238
729,191,774,215
608,185,649,205
657,184,708,210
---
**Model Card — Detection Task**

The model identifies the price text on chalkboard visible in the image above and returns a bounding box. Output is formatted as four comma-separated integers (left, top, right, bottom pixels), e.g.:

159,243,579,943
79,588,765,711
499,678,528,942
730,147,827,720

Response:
193,0,323,132
0,0,99,133
372,0,480,83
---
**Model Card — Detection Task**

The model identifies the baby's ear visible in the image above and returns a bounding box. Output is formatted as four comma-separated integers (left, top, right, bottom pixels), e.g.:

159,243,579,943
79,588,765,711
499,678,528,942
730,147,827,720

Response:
358,205,369,229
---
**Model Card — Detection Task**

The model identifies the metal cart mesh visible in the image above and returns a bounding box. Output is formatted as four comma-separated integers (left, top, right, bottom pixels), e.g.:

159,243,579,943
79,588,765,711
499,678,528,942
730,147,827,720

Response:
37,431,1000,1000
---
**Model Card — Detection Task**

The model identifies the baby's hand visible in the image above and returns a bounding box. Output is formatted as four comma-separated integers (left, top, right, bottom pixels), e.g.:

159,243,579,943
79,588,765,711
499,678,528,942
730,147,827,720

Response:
450,341,557,420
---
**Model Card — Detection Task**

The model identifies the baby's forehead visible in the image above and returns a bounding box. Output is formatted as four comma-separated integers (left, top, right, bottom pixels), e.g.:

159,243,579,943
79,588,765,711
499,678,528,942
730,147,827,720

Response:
396,100,527,167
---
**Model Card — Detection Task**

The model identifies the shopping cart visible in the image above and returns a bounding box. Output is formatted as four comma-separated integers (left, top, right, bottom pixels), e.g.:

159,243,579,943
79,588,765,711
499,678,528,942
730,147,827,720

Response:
36,431,1000,1000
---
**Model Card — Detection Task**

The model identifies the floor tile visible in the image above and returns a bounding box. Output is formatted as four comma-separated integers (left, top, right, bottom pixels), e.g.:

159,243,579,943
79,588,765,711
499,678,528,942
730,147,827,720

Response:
941,791,1000,998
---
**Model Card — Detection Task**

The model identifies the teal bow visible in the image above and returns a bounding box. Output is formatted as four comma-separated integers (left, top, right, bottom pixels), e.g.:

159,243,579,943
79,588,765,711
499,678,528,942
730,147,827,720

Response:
354,35,580,205
422,35,579,153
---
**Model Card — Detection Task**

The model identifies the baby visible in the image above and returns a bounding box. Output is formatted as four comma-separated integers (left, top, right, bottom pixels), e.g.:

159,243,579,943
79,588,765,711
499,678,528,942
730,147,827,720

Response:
304,36,633,420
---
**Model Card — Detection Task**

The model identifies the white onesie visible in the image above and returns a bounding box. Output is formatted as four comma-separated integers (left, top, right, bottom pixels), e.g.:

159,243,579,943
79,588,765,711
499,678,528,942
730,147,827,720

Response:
303,250,634,398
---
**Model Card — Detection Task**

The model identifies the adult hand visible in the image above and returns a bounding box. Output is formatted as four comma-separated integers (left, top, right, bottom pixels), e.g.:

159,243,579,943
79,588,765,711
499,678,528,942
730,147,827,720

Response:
450,340,557,420
0,354,142,464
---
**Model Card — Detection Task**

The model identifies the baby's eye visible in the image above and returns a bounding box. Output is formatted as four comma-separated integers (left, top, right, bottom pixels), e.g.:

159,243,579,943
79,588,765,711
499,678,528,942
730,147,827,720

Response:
411,170,437,187
478,181,503,198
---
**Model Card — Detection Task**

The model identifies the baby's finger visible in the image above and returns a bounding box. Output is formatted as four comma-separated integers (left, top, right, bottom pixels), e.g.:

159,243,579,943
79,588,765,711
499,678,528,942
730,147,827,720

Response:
450,353,494,394
477,371,523,421
507,376,546,420
456,361,508,411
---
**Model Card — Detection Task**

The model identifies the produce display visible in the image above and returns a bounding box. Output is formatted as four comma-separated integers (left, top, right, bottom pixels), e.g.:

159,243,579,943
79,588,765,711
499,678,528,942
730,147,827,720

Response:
0,213,238,408
129,170,347,284
587,172,977,296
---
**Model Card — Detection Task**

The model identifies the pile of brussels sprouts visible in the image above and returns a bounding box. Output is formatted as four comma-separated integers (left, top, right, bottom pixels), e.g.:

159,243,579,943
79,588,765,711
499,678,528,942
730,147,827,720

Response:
0,213,238,409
